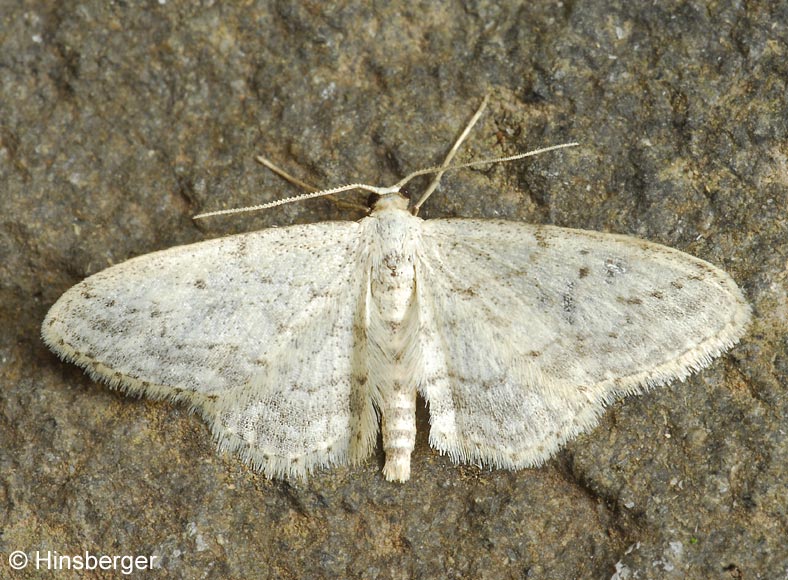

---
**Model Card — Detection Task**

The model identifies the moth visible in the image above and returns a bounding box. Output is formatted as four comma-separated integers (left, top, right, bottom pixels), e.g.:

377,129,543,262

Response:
42,99,750,481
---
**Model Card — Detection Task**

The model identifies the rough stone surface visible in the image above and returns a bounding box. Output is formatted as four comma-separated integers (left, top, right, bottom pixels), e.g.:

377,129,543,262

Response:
1,1,785,578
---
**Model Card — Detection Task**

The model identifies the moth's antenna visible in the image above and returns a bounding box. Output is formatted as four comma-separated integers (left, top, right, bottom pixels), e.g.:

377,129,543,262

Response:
412,94,490,215
255,156,369,214
396,141,579,196
193,98,578,220
193,181,400,219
